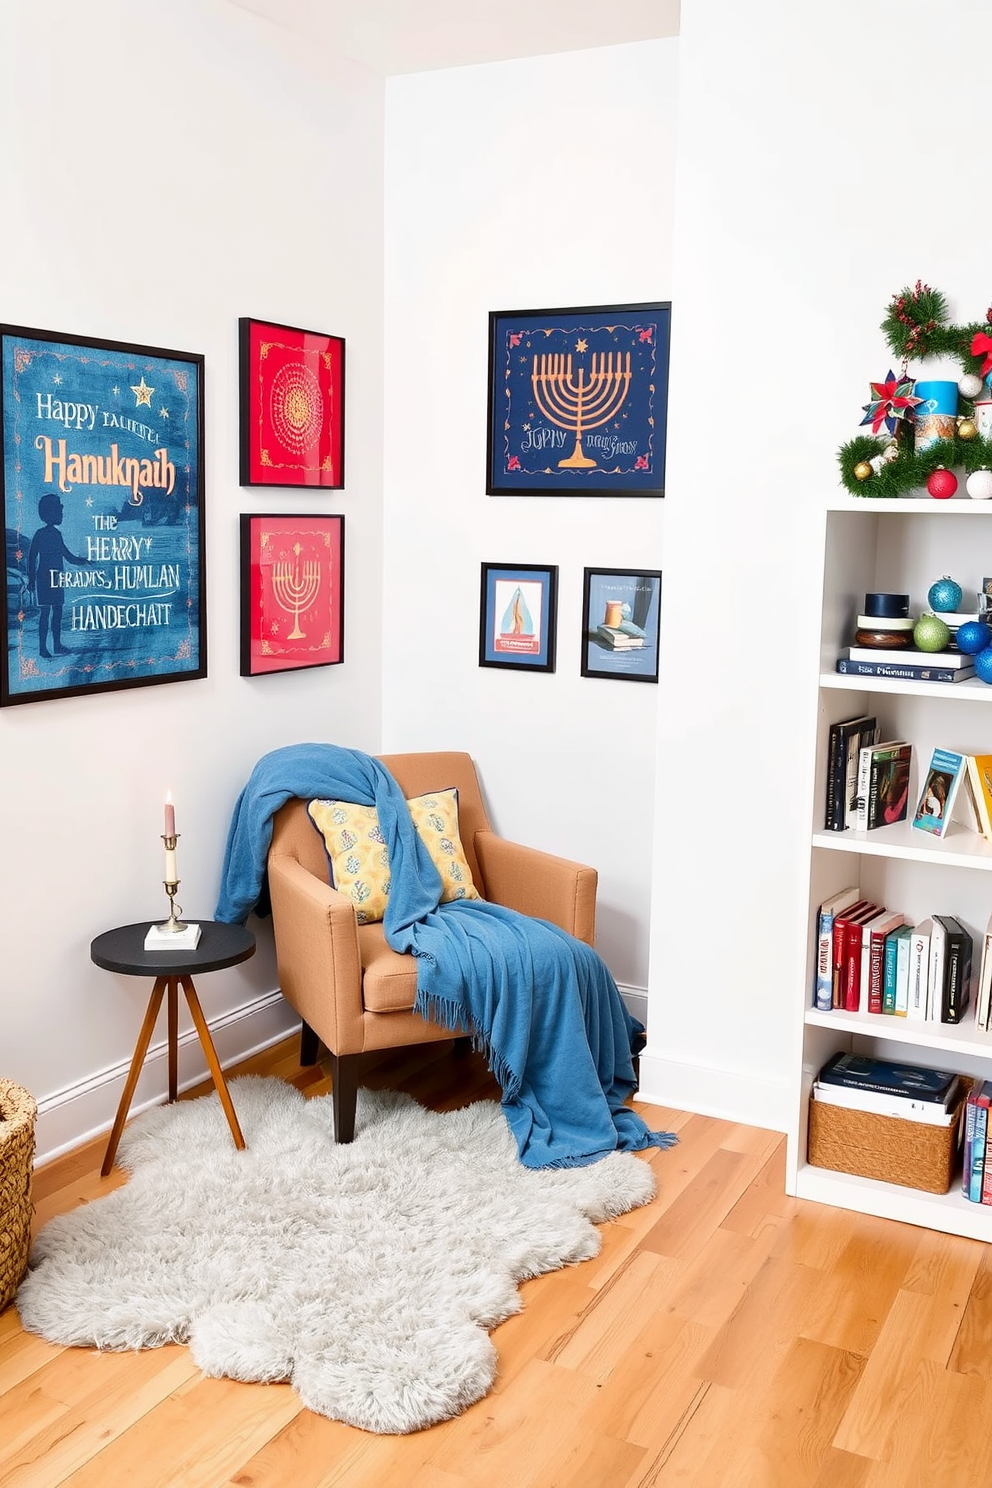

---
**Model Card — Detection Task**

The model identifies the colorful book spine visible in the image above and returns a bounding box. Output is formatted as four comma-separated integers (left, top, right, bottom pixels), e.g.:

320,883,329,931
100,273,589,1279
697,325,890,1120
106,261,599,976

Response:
813,887,861,1011
963,1089,979,1197
908,918,932,1020
882,927,901,1014
835,658,975,683
831,901,872,1009
967,1087,989,1202
894,923,914,1016
927,916,948,1022
866,913,906,1014
936,915,972,1025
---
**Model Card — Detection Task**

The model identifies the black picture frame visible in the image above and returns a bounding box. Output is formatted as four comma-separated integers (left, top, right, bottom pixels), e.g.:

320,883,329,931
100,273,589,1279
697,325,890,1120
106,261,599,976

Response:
0,323,206,707
580,568,662,682
479,562,558,672
486,301,671,497
239,316,345,490
239,512,344,676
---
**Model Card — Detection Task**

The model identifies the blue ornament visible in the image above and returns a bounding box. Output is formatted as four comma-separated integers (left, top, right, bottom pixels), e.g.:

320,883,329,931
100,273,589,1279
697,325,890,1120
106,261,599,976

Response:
974,646,992,684
928,576,963,612
955,620,992,655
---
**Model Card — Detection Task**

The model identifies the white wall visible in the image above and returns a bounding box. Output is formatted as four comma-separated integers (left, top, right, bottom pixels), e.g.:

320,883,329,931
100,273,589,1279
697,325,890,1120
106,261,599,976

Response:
381,40,678,995
641,0,992,1129
2,0,387,1159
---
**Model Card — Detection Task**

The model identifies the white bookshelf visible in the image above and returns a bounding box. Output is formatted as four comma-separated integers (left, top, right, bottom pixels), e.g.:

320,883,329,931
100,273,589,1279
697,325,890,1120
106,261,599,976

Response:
790,495,992,1239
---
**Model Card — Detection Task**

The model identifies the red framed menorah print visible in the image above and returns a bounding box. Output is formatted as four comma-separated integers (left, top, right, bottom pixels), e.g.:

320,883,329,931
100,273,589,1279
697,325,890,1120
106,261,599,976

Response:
486,302,670,497
239,513,344,676
239,317,345,489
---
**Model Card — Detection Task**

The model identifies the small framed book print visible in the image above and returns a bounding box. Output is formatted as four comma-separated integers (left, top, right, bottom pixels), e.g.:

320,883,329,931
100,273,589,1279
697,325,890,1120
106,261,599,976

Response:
912,747,968,838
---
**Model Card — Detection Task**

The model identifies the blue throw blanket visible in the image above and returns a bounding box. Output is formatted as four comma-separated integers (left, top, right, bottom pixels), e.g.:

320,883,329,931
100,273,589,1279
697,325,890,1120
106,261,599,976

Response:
215,743,676,1169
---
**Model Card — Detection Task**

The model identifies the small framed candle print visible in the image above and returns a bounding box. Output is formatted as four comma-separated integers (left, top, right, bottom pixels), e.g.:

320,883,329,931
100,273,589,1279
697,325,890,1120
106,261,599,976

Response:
240,513,344,676
580,567,662,682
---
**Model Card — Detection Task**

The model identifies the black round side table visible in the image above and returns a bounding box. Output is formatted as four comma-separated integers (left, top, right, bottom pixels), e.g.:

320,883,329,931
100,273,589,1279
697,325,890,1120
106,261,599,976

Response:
92,920,256,1176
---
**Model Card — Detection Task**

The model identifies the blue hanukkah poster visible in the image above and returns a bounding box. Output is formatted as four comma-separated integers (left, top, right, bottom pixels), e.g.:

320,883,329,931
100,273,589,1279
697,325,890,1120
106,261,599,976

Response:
0,325,205,706
486,302,670,497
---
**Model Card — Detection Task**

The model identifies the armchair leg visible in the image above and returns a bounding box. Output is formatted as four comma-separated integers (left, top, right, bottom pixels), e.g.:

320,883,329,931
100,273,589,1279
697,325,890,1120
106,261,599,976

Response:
329,1052,360,1143
300,1019,321,1066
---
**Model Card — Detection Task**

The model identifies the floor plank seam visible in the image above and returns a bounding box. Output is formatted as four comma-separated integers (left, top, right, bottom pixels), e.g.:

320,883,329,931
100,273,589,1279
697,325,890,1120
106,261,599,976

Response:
541,1250,644,1363
631,1380,711,1486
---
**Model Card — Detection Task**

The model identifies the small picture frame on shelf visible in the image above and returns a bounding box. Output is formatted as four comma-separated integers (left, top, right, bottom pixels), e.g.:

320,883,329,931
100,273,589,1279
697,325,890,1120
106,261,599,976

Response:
239,316,345,489
478,562,557,672
239,513,344,676
580,568,662,682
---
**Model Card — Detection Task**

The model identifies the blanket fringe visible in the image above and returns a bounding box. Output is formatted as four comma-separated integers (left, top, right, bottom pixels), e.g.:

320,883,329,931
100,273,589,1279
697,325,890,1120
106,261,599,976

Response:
415,990,522,1100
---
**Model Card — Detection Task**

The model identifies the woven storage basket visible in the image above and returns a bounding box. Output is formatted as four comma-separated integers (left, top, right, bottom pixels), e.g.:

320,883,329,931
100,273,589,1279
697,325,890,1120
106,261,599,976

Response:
0,1079,37,1311
807,1082,968,1195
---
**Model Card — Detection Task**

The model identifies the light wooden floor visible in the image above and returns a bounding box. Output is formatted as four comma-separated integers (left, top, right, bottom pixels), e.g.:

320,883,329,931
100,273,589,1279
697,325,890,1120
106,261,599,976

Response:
3,1037,992,1488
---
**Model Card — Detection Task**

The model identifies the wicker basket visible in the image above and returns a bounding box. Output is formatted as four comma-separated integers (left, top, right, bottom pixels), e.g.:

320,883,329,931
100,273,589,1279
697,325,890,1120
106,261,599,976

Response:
807,1082,969,1195
0,1080,37,1311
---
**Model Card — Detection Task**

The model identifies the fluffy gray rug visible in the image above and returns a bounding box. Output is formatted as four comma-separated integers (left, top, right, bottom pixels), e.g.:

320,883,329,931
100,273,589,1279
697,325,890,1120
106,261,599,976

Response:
16,1075,657,1433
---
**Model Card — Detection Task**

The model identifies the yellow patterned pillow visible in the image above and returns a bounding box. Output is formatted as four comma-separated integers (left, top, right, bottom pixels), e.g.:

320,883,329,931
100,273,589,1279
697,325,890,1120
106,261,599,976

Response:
307,788,479,925
306,800,391,924
406,789,480,908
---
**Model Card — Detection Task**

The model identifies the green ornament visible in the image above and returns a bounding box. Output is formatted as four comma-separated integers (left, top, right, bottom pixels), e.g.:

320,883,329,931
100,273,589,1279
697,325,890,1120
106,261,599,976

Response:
913,612,952,652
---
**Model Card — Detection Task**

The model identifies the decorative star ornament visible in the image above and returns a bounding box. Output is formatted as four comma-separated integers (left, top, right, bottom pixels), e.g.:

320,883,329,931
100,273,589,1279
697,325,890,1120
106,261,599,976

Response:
859,369,922,436
130,375,154,408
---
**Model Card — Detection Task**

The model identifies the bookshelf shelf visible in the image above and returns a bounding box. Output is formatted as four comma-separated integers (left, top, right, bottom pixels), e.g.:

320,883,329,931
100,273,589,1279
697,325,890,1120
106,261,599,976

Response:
805,1006,992,1059
791,498,992,1238
820,672,992,701
794,1162,992,1242
811,821,992,869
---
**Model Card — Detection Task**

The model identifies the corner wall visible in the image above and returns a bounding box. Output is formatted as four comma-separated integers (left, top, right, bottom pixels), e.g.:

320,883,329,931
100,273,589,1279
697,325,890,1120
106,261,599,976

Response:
641,0,992,1130
1,0,386,1160
381,40,678,996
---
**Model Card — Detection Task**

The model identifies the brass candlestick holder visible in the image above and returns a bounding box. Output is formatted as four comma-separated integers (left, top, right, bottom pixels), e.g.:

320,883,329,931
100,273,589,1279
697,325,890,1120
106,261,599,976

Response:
160,833,185,932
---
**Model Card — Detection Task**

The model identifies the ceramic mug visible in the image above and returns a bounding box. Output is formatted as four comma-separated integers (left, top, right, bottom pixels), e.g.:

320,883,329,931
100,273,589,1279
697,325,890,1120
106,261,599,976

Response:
914,379,959,452
975,400,992,440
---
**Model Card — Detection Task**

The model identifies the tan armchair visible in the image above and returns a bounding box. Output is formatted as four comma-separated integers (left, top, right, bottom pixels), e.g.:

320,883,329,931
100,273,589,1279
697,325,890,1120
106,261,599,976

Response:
266,750,597,1141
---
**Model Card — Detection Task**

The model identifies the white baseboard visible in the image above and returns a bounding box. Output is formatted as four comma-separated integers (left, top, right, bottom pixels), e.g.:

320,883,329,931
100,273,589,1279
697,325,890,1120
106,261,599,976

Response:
34,991,300,1166
618,983,648,1029
637,1046,789,1134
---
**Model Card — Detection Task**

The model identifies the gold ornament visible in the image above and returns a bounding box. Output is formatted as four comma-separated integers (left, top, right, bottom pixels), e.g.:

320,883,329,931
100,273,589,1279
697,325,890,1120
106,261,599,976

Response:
853,460,872,481
958,417,977,441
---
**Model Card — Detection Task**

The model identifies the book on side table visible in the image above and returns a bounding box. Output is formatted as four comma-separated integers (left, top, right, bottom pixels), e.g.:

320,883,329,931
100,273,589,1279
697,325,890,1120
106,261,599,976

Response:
144,922,203,950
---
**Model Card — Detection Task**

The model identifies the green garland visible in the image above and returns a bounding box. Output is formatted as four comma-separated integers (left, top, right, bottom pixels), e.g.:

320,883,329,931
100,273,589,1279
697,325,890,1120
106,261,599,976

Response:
839,431,992,499
838,282,992,497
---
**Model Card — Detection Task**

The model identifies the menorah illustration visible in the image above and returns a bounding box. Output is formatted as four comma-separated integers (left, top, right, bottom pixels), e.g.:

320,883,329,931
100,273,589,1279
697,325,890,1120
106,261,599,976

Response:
531,351,632,469
271,544,321,640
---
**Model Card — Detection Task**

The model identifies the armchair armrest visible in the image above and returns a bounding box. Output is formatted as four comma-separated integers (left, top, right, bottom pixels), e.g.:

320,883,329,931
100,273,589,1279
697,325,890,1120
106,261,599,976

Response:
473,830,597,946
267,853,365,1050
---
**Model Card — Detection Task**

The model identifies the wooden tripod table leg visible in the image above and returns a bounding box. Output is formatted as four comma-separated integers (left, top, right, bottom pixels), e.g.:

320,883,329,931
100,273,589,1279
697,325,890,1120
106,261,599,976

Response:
102,976,167,1177
167,976,179,1102
181,975,246,1151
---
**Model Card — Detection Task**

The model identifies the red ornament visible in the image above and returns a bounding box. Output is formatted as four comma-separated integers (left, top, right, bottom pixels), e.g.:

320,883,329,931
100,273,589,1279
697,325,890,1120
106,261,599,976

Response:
927,468,958,500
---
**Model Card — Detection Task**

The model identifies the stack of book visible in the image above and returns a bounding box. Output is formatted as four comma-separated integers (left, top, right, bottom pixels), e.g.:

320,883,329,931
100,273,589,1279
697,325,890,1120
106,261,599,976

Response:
963,1080,992,1203
813,1052,963,1128
596,620,645,650
813,888,974,1024
835,647,976,684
